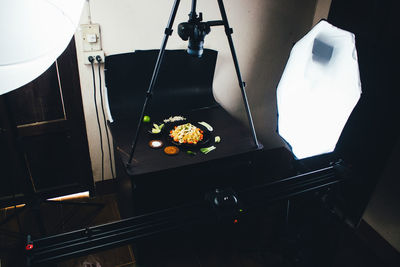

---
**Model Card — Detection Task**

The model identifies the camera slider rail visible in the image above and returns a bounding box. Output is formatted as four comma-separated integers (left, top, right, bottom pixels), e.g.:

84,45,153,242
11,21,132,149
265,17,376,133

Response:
25,161,347,266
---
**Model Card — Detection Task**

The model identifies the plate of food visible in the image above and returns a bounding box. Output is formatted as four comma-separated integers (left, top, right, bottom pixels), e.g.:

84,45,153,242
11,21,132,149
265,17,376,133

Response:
165,121,210,147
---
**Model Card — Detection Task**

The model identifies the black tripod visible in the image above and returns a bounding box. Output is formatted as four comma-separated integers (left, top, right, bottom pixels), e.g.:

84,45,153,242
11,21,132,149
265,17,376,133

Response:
126,0,261,168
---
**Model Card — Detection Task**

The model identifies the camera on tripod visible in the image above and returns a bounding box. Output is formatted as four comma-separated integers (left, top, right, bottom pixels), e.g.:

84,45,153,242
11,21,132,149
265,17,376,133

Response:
178,12,211,58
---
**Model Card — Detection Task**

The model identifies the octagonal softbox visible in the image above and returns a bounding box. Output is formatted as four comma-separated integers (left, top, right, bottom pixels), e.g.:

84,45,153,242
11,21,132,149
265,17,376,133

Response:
277,20,361,159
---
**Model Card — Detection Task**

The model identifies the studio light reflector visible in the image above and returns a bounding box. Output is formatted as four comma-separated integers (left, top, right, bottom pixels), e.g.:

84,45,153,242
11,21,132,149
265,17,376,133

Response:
276,20,361,159
0,0,84,95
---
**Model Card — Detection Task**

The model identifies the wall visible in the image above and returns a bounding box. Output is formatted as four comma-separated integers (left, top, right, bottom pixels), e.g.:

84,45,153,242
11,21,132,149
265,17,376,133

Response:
75,0,330,182
312,0,332,26
363,137,400,252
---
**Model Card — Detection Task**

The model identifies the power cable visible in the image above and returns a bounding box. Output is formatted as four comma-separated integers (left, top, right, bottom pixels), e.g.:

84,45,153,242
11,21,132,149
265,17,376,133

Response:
96,56,115,179
89,56,104,181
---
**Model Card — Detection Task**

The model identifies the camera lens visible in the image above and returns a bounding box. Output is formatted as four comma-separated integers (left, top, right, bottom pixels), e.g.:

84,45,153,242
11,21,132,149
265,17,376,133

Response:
188,39,204,57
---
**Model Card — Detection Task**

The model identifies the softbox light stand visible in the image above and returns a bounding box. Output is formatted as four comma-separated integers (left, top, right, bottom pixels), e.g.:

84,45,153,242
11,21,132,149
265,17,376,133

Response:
127,0,260,167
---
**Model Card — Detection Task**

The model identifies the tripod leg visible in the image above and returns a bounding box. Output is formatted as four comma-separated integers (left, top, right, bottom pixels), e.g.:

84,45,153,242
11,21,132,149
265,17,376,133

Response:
216,0,260,148
286,199,290,232
127,0,181,167
32,202,47,235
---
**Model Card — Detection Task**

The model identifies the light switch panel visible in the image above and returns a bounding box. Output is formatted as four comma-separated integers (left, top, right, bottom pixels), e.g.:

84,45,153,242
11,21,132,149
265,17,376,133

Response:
86,33,97,43
80,24,101,52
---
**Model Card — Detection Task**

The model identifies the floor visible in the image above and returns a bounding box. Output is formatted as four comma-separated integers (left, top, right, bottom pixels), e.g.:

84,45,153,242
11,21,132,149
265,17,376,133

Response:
0,192,397,267
0,194,135,267
132,197,389,267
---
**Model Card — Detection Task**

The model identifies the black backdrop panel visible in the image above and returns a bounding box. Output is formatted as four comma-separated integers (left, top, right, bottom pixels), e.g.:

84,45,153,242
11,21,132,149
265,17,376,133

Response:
104,49,260,177
105,49,218,126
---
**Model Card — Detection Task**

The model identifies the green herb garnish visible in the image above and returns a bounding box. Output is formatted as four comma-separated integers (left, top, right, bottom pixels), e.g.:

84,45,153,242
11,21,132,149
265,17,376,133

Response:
200,146,216,154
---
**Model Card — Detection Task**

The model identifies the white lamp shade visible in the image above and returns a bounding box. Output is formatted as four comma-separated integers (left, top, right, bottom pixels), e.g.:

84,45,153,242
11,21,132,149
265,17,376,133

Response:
0,0,84,95
276,20,362,159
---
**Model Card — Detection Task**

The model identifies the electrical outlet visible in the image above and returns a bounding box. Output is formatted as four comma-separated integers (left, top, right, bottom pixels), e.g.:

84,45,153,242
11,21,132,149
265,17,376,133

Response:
84,51,105,65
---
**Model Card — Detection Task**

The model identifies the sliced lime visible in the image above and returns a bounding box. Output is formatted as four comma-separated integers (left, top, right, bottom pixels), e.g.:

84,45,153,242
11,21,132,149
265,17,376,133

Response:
152,128,161,134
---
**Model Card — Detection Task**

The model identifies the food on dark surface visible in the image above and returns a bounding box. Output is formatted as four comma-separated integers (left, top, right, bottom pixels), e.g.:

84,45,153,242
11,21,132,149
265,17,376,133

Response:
163,115,186,123
200,146,216,154
215,136,221,143
169,123,204,144
198,121,213,131
143,115,151,123
164,146,180,155
151,123,164,134
149,140,163,149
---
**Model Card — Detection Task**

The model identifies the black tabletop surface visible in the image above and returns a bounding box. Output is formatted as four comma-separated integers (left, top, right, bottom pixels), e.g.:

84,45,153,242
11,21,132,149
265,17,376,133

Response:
110,105,261,176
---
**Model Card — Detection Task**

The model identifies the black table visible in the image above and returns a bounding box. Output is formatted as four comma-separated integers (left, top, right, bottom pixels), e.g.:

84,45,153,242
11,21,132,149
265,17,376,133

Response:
111,105,267,216
105,49,265,215
104,49,343,217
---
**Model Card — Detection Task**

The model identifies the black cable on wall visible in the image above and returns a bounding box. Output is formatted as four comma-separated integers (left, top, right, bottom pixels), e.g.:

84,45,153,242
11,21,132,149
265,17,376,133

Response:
96,56,115,179
89,56,104,182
